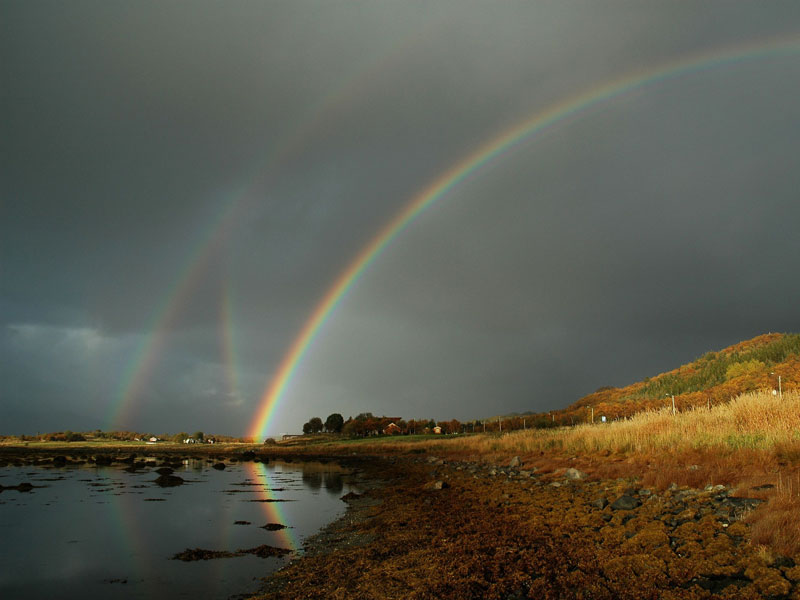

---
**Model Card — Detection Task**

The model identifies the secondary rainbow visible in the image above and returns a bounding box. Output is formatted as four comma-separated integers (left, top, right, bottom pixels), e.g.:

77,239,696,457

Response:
108,25,438,431
249,35,800,440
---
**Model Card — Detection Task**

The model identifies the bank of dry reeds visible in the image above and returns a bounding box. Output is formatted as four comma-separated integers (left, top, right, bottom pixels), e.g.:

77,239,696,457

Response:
483,390,800,455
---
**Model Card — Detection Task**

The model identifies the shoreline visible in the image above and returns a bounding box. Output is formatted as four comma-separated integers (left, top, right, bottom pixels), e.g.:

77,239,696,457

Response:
249,453,800,600
4,443,800,598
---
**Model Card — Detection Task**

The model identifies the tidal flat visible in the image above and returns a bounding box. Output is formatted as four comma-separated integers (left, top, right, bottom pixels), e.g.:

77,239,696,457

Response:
0,447,363,599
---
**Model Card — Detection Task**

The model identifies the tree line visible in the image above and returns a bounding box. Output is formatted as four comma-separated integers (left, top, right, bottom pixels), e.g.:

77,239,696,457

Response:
300,412,560,438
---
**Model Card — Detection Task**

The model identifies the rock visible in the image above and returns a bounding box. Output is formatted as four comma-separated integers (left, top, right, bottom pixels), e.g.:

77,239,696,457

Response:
564,468,586,480
94,455,113,466
773,555,795,568
509,456,521,468
172,548,239,561
260,523,288,531
234,521,251,525
211,463,226,470
610,495,640,511
154,474,184,487
591,497,609,509
692,575,749,594
425,480,449,490
340,492,362,502
155,467,174,476
240,451,256,461
726,497,763,510
549,482,562,488
52,456,67,467
240,544,291,558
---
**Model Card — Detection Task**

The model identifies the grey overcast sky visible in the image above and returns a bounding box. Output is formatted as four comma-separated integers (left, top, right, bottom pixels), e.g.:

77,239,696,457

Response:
3,1,800,437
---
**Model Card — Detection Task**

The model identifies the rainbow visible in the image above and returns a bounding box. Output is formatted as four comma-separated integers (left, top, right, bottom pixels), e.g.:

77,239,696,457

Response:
108,24,439,431
109,202,242,429
248,35,800,440
246,461,300,551
220,284,241,404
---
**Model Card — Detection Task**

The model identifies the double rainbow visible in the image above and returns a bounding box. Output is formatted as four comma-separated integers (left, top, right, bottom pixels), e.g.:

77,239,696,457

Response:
249,35,800,440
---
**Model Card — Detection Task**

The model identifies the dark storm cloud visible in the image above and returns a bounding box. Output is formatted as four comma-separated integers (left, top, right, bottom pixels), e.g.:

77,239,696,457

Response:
3,1,800,435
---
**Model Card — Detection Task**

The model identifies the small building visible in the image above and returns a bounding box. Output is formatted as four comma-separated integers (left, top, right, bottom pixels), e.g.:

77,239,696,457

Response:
433,426,442,434
383,422,401,435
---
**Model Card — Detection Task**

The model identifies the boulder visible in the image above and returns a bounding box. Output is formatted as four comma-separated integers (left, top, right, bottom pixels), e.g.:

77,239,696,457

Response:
211,463,226,471
591,497,609,509
611,495,640,511
564,468,586,480
155,467,174,476
154,474,184,487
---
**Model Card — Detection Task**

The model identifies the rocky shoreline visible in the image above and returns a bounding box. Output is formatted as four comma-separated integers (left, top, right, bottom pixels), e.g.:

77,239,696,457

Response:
252,454,800,600
3,445,798,598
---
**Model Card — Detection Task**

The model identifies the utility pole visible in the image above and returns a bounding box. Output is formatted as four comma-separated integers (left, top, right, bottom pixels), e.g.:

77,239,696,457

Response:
667,393,675,415
591,407,594,424
772,372,782,398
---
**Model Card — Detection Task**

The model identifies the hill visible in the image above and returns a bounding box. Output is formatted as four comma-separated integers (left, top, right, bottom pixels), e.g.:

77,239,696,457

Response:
555,332,800,424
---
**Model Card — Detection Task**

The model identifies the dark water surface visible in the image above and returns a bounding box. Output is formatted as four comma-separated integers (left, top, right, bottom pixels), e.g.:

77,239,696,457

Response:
0,458,358,599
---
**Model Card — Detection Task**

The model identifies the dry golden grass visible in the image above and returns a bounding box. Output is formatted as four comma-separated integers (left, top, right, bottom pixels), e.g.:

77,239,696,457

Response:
333,390,800,459
747,472,800,556
485,390,800,456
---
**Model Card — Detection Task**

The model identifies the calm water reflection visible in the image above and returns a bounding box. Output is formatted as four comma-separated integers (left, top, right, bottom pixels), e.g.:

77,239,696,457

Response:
0,459,358,599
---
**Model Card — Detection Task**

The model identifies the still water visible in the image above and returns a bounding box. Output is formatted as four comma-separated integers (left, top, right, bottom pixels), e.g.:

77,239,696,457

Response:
0,458,358,599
